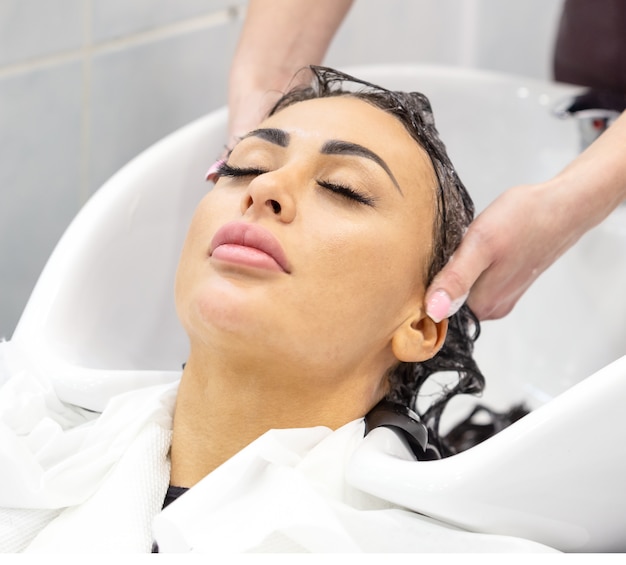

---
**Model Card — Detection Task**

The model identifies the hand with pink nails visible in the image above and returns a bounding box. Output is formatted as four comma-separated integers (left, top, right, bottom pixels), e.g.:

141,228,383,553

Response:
426,110,626,322
426,182,576,322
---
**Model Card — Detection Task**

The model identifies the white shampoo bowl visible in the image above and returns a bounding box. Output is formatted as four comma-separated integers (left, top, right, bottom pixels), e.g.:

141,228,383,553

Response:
12,65,626,548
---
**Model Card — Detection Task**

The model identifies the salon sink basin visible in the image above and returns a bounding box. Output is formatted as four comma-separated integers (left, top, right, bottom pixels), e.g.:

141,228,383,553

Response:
346,65,626,552
13,64,626,549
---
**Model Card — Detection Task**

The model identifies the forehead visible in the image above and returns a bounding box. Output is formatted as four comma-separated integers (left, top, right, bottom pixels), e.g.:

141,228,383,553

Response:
264,96,410,145
261,95,436,190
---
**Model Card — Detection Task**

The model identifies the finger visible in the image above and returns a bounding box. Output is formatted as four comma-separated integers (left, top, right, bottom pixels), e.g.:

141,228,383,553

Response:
425,288,468,324
467,270,534,321
205,159,226,183
425,240,493,322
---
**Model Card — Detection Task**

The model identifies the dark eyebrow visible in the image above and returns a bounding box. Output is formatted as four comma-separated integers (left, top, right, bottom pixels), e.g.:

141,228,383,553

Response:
240,130,402,195
243,127,290,147
321,140,403,195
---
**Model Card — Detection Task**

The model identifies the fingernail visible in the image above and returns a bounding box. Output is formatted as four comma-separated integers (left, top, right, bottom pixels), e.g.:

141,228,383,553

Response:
428,290,469,322
205,159,225,182
426,290,452,323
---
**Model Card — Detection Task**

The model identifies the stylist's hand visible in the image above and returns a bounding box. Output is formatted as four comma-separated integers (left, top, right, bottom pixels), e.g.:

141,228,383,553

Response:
226,85,285,155
425,181,587,321
426,109,626,322
219,0,355,164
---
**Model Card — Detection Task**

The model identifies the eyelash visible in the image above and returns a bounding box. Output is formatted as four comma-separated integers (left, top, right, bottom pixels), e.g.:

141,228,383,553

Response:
217,162,266,178
217,162,376,207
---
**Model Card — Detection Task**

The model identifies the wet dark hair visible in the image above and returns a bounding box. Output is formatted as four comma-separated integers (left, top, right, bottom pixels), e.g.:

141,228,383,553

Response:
267,66,525,457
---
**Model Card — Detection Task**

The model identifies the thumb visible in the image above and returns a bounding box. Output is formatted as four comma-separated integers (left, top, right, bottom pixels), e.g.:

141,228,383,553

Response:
425,238,492,322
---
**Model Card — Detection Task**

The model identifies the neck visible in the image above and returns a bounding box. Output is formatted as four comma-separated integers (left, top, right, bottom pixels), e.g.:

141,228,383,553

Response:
169,347,384,487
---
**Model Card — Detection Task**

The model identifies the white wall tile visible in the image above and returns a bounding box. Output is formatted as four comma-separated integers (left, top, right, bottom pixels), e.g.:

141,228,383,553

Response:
472,0,565,79
326,0,469,69
325,0,564,81
92,0,237,42
0,62,83,338
0,0,85,66
88,19,241,192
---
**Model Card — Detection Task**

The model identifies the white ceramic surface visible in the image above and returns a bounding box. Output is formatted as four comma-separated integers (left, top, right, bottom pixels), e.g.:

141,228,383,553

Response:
347,355,626,552
12,65,626,550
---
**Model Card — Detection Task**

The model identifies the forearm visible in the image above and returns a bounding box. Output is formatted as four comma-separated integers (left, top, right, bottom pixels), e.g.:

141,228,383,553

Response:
227,0,354,145
549,110,626,233
232,0,353,84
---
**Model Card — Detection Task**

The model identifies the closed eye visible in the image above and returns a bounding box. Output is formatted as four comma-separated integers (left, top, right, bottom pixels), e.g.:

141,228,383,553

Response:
218,163,376,207
217,162,268,178
317,180,377,207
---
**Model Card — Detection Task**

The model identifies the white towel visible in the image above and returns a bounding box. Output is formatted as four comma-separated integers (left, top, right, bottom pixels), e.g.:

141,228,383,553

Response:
0,339,557,553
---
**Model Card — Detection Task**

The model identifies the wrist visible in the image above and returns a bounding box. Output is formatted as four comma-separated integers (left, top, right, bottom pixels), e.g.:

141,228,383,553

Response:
548,161,623,234
227,64,313,146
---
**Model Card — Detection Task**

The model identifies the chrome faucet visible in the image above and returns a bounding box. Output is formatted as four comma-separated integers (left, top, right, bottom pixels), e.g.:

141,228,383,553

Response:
554,89,625,151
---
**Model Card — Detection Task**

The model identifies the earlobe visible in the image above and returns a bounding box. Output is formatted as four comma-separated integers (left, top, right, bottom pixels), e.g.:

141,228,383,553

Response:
391,313,448,363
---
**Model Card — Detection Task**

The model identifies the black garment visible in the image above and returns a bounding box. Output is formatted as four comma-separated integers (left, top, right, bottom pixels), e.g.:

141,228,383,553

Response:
554,0,626,94
162,485,189,509
151,485,190,552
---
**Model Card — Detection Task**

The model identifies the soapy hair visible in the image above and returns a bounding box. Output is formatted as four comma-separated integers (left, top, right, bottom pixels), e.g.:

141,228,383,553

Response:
269,66,525,456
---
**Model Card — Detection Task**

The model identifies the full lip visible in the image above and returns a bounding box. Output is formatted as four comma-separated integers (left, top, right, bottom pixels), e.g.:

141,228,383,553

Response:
209,221,291,273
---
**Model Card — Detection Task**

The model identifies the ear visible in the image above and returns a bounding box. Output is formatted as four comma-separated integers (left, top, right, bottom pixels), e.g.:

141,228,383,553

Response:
391,311,448,363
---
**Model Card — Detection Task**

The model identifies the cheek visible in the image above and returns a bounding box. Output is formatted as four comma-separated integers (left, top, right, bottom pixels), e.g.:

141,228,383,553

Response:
303,218,428,317
329,210,427,279
174,194,221,327
173,245,199,336
179,187,241,258
199,185,241,222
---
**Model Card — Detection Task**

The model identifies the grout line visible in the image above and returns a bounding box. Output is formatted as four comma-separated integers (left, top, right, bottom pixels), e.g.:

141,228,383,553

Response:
0,5,245,81
90,6,245,56
0,50,83,79
79,0,93,205
458,0,480,68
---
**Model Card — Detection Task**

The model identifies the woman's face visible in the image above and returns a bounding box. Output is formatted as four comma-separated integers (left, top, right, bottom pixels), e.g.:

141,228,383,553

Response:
176,95,441,401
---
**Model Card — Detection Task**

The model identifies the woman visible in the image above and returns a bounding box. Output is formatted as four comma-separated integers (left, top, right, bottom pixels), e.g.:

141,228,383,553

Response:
0,67,549,553
174,65,484,479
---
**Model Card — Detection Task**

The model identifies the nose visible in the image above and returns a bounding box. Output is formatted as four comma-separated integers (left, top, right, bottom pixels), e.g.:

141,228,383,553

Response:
240,171,297,222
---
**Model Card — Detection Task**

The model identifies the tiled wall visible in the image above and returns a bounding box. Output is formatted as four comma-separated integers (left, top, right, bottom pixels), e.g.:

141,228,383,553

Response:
0,0,564,339
326,0,564,79
0,1,244,339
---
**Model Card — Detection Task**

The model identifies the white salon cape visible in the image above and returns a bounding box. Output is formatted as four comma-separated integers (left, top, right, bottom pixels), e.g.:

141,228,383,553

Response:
0,340,557,553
